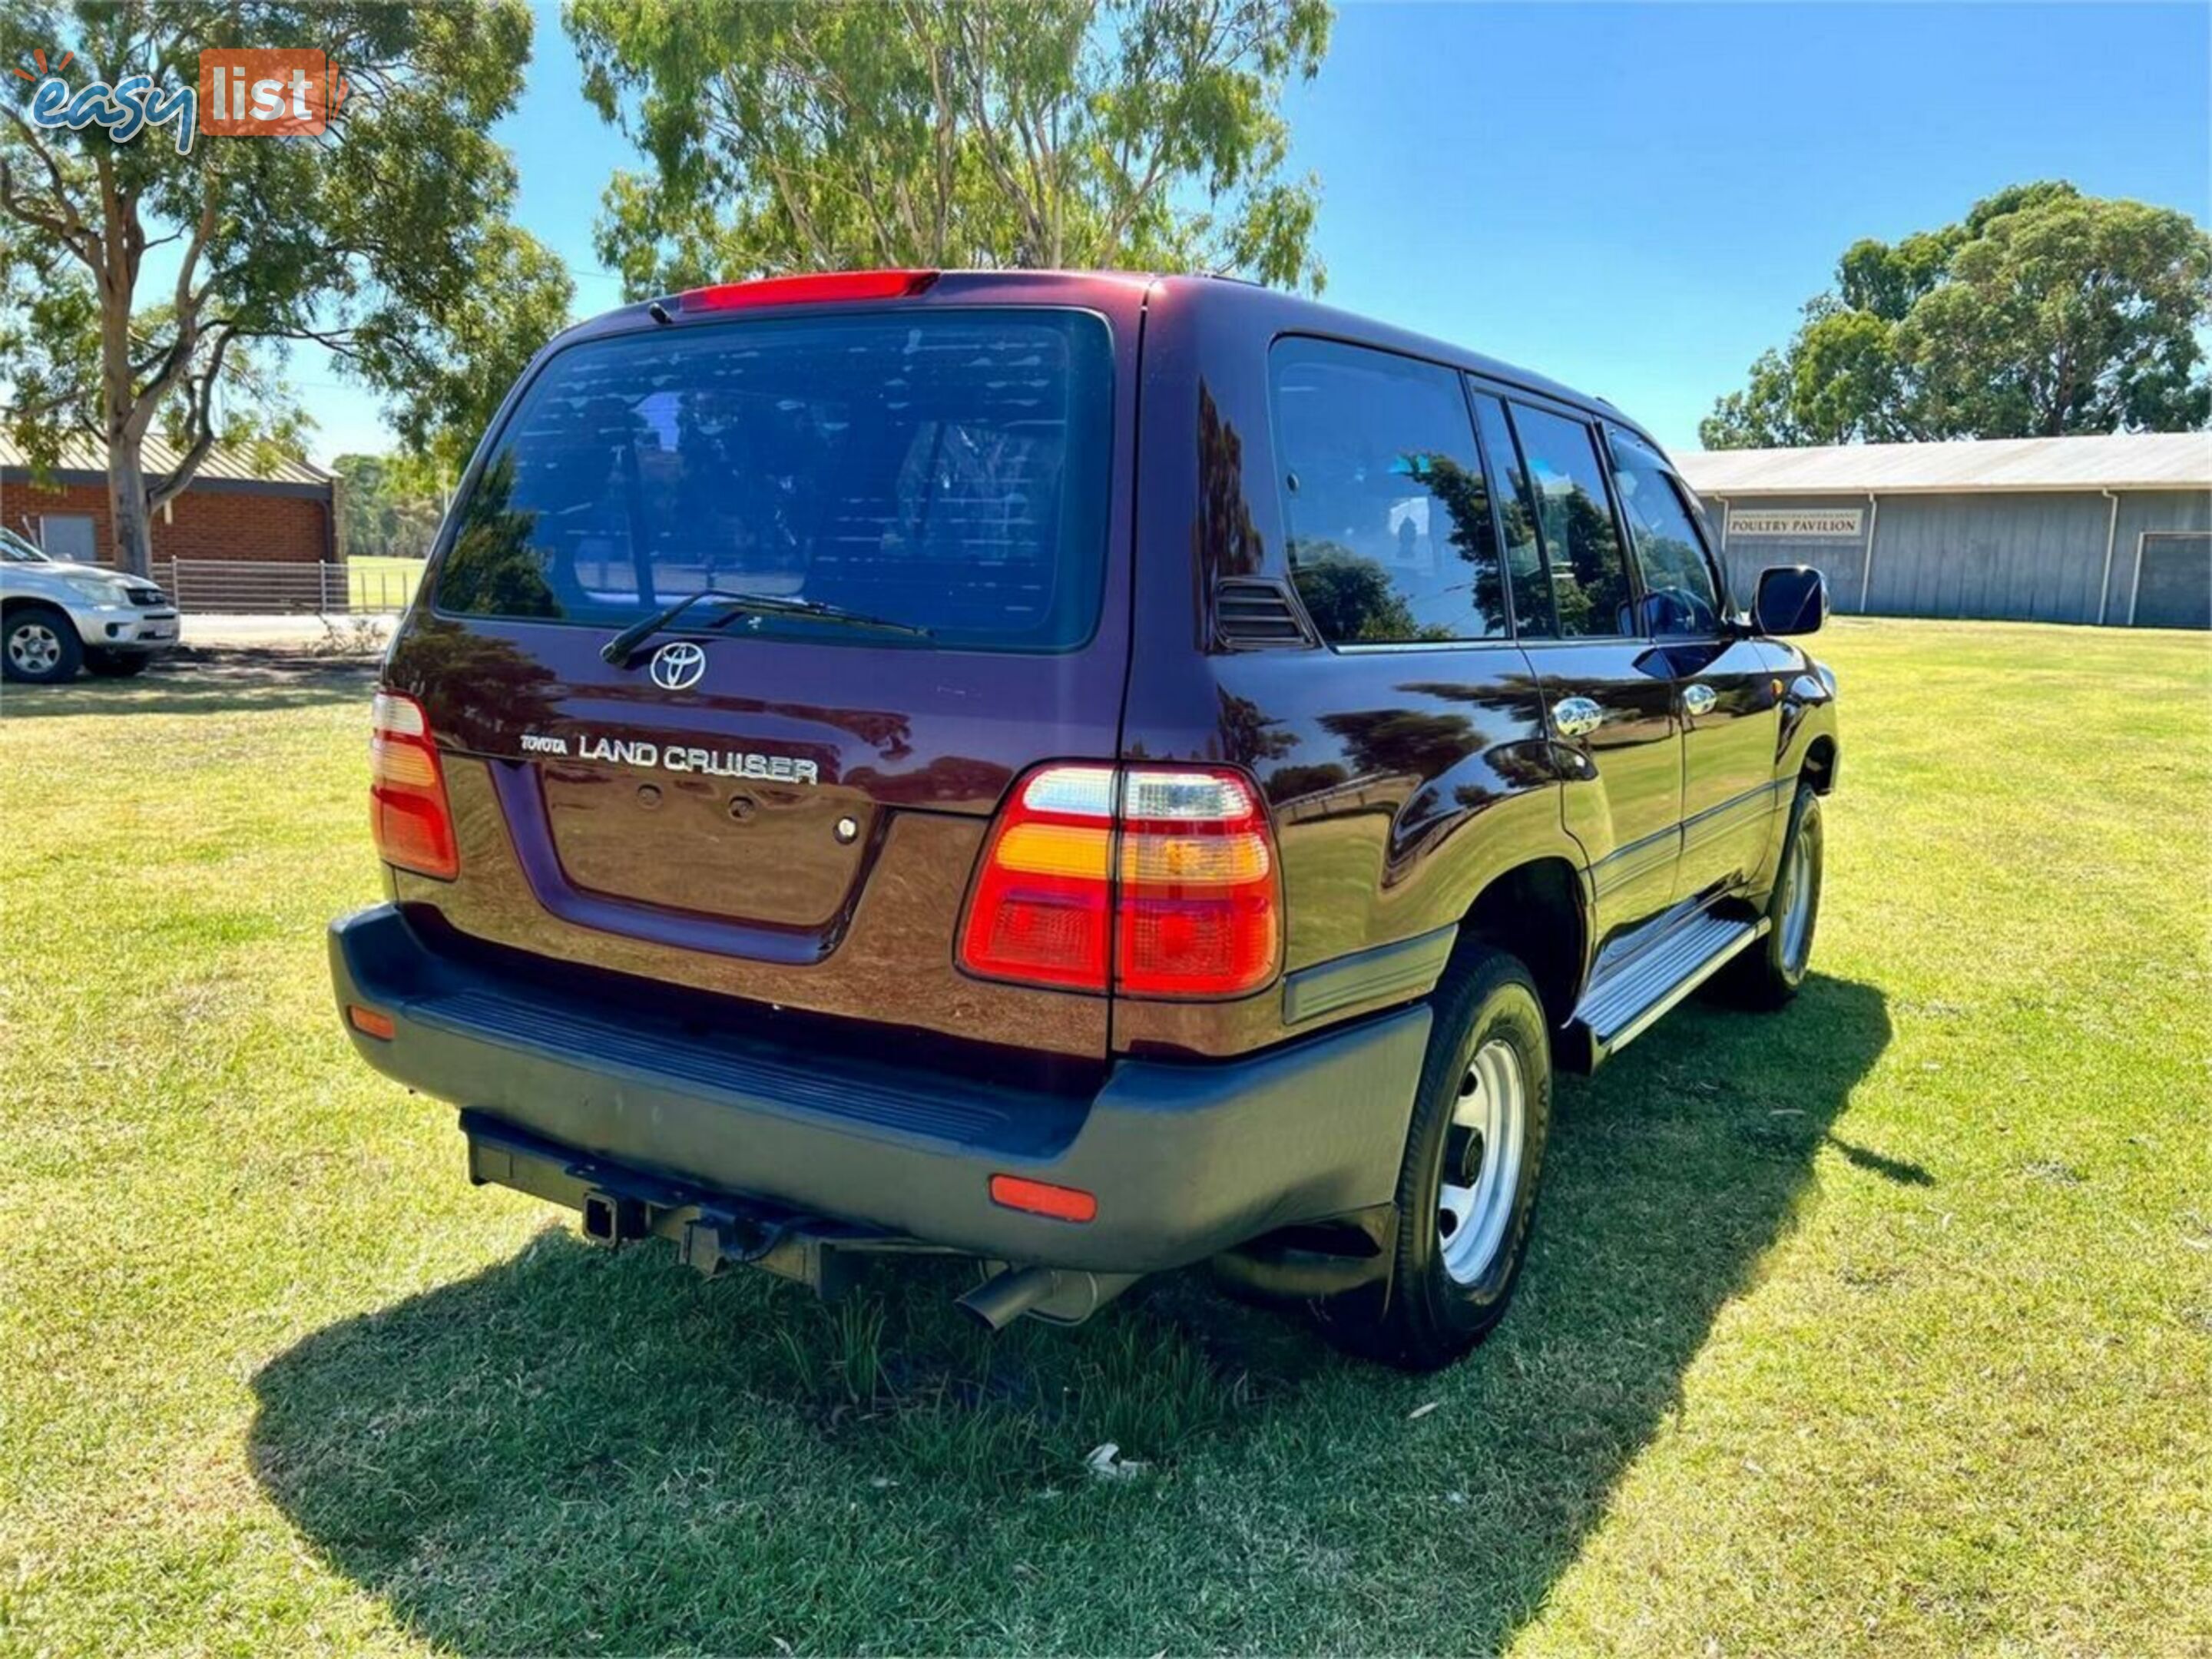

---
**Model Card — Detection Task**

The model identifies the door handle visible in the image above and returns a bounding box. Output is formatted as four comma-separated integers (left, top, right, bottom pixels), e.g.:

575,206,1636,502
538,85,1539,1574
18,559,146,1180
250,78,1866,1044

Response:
1551,696,1603,738
1682,683,1717,717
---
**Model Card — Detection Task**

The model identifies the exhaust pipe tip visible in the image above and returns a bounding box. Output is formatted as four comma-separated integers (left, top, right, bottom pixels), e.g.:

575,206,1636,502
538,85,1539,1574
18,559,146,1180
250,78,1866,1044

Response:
957,1265,1140,1330
957,1265,1063,1332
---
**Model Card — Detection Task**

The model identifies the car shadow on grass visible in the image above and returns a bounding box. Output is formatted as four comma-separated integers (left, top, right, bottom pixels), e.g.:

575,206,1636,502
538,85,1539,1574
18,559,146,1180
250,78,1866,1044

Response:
0,647,375,717
247,975,1890,1654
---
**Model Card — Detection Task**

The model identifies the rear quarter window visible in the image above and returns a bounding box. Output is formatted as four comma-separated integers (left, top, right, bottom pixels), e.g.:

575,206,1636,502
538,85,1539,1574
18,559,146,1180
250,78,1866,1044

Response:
433,309,1115,651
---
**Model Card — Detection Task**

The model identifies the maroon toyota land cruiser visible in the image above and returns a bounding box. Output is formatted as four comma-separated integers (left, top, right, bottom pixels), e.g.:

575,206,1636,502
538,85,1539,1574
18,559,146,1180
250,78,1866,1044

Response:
332,269,1837,1369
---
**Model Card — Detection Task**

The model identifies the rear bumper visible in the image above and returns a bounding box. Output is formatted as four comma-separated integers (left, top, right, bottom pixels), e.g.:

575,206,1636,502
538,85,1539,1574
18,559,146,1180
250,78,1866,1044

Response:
330,905,1430,1273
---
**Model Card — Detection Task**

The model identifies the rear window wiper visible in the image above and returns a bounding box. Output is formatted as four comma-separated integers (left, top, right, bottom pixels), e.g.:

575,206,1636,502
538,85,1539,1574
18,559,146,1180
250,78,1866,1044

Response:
601,588,757,664
701,593,933,641
599,588,930,664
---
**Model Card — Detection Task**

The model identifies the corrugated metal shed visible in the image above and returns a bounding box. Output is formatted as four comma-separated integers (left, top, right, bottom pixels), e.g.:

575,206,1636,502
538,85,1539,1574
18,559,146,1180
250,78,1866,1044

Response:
1677,432,2212,497
0,432,332,488
1680,434,2211,628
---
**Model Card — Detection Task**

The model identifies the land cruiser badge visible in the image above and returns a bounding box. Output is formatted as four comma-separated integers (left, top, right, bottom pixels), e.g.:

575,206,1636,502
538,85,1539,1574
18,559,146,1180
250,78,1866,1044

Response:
518,729,819,786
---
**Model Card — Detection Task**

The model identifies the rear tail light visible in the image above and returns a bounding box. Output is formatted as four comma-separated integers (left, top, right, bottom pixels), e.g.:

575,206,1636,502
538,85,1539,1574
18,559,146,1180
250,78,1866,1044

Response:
958,763,1281,999
959,764,1117,991
369,690,459,880
1116,770,1280,996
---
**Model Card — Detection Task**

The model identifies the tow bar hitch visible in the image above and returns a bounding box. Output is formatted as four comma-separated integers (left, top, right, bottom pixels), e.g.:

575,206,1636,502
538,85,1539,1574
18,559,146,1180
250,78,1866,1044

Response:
579,1190,647,1246
677,1210,783,1277
462,1111,884,1302
679,1210,865,1299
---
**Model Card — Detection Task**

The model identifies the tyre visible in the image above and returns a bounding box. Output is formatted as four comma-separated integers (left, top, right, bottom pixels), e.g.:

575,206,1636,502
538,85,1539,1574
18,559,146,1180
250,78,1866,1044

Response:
83,649,153,678
2,605,83,684
1717,781,1823,1009
1318,947,1552,1370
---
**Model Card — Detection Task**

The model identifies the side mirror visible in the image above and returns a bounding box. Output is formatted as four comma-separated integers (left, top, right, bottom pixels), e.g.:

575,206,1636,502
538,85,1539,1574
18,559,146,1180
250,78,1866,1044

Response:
1754,565,1827,636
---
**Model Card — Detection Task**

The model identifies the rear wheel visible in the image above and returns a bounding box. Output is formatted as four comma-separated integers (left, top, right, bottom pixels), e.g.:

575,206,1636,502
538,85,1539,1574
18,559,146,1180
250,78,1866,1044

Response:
83,649,153,678
2,606,81,684
1717,781,1823,1008
1319,947,1551,1370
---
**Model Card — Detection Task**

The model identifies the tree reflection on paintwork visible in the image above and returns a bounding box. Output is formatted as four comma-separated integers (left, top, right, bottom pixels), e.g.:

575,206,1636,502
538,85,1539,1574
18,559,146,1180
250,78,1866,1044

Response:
1217,689,1300,766
393,614,565,737
1266,761,1353,805
1194,382,1265,584
1316,706,1482,779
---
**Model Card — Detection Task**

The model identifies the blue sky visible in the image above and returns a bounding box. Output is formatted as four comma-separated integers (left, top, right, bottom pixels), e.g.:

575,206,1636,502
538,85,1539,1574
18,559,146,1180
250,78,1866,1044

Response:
296,1,2212,463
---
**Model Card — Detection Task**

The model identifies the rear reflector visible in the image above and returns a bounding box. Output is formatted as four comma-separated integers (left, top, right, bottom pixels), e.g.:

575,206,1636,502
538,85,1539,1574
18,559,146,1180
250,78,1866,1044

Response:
988,1174,1098,1223
679,270,939,312
346,1004,396,1040
370,690,459,881
957,763,1282,999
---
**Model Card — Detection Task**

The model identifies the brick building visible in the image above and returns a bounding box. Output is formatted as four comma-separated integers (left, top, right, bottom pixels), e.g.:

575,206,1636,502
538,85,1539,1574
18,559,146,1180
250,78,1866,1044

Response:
0,434,336,570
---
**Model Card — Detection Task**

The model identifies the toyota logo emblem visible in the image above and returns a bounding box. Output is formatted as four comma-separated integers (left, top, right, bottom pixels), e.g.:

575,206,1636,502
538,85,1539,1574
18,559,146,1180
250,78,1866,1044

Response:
649,641,707,691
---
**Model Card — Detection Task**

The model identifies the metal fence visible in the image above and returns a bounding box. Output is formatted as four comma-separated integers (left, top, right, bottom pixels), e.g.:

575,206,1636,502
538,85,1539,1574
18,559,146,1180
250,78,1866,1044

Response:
153,558,424,614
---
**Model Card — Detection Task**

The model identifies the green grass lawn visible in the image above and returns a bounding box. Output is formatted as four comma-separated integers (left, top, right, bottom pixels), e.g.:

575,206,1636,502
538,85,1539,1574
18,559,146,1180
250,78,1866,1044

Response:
2,621,2207,1656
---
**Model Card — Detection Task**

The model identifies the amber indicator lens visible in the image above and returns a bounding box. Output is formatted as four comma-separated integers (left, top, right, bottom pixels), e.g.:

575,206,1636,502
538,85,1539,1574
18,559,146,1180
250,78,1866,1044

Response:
346,1003,396,1040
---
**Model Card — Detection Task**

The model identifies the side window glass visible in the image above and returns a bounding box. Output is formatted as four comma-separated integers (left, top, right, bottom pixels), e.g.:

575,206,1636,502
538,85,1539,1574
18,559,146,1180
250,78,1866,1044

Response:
1470,392,1553,636
1270,338,1508,644
1608,427,1722,637
1506,405,1634,637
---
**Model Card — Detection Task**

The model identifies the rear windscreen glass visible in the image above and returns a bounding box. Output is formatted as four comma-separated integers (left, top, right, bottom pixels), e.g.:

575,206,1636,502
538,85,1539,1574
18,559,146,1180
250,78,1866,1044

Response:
434,309,1114,651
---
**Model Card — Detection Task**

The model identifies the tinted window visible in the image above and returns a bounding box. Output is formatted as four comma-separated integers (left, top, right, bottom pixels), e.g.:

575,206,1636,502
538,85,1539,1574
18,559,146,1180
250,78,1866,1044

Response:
1609,427,1722,637
1507,405,1634,637
1470,392,1552,636
435,310,1114,651
1270,339,1507,644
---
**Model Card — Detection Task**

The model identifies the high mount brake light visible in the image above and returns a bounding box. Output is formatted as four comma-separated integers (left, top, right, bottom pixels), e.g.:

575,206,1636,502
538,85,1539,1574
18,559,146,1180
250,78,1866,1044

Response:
677,270,939,313
369,690,459,880
958,763,1282,1000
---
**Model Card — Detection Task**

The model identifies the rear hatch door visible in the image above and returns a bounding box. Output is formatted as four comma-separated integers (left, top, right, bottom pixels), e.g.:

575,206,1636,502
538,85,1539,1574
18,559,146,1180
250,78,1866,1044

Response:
390,275,1146,1055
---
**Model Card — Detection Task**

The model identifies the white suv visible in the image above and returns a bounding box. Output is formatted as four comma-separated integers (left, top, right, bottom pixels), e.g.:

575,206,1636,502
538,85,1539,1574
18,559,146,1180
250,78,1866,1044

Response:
0,527,180,684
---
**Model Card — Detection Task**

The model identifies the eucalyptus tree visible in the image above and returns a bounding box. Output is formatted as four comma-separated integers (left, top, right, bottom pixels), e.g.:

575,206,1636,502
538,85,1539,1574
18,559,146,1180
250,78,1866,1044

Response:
1701,182,2211,449
0,1,571,574
566,0,1333,298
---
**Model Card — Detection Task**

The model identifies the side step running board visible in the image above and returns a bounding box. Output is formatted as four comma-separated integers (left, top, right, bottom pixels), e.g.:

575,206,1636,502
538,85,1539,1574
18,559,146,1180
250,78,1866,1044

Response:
1571,912,1769,1060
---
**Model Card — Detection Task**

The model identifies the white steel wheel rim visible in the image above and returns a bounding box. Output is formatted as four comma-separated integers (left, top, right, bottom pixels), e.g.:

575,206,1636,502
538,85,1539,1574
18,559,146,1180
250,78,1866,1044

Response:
1780,829,1816,972
8,623,60,674
1438,1037,1527,1286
